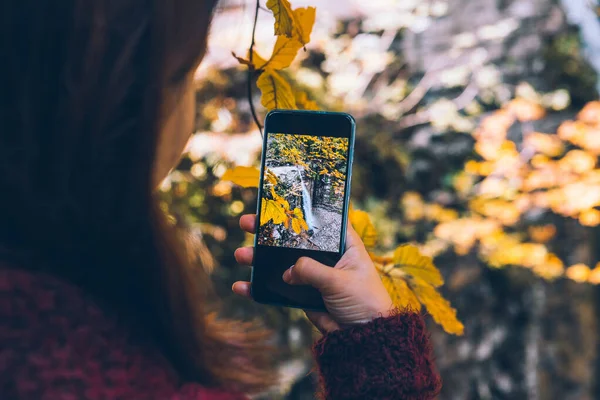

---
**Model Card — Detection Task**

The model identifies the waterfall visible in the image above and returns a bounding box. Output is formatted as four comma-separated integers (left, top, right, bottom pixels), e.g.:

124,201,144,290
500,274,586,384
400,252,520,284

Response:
296,167,318,230
560,0,600,92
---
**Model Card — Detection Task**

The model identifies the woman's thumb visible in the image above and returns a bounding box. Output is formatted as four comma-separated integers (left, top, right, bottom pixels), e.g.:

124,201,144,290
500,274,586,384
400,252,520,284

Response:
283,257,335,289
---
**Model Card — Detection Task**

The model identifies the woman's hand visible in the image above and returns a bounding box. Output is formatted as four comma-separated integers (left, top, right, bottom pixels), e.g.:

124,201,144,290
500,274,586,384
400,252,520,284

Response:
232,214,393,334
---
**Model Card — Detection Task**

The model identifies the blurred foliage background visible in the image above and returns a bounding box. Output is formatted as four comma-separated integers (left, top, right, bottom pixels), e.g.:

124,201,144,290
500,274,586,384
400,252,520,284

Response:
160,0,600,398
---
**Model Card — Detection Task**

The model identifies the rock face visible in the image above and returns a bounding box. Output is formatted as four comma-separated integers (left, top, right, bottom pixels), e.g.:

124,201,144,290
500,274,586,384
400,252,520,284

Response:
403,0,567,91
310,207,343,252
267,166,343,252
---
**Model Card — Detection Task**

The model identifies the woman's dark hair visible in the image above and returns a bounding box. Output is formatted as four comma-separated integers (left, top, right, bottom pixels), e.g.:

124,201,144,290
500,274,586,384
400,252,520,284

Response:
0,0,274,393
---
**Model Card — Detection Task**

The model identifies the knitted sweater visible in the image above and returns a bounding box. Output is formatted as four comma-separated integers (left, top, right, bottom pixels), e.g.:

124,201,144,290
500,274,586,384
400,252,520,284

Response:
0,267,441,399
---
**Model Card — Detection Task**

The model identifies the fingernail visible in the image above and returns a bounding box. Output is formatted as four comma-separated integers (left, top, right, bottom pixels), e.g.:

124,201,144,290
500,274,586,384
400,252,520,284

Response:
282,266,293,283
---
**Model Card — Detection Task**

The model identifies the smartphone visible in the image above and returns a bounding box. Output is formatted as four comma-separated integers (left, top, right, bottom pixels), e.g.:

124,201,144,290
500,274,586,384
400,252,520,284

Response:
251,109,355,311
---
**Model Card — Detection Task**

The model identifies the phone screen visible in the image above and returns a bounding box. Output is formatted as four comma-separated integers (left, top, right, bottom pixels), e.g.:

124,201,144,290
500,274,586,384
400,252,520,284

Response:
251,110,355,311
257,133,349,253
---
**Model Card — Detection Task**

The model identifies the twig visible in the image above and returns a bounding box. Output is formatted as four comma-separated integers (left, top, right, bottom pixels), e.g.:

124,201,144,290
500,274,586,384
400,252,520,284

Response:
353,29,398,100
397,79,479,131
248,0,263,135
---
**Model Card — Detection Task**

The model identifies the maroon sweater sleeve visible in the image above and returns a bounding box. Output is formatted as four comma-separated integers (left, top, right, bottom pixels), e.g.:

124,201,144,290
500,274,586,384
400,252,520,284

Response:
313,311,442,400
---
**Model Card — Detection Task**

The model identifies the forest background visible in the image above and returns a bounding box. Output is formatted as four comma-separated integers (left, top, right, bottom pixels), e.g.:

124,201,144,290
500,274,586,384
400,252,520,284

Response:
160,0,600,398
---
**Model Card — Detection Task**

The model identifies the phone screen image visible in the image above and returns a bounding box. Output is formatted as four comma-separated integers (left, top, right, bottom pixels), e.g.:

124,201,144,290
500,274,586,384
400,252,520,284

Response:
251,110,355,311
257,133,349,253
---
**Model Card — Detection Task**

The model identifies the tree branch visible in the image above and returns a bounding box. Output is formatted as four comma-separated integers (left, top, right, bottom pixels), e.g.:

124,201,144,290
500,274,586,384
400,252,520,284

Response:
397,79,479,131
248,0,263,135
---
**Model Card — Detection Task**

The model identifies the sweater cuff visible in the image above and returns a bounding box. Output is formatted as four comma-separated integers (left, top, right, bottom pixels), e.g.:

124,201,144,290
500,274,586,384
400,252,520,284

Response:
312,310,442,400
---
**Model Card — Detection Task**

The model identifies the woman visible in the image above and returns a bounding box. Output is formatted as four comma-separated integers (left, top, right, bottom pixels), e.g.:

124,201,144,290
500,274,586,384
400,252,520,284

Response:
0,0,441,399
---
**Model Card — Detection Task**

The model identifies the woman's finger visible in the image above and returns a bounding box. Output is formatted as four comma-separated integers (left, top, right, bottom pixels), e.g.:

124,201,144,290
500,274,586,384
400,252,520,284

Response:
283,257,336,288
239,214,257,234
232,281,252,298
305,311,340,334
234,247,254,266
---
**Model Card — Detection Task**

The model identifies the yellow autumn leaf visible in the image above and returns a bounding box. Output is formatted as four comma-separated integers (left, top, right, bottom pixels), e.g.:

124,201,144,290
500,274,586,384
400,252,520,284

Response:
291,208,309,231
260,199,287,226
257,69,297,110
589,264,600,285
533,253,564,280
393,244,444,287
292,207,304,219
222,166,260,188
579,209,600,227
291,217,302,234
349,208,378,248
380,274,421,312
293,208,308,231
524,132,565,157
272,191,290,210
566,263,591,283
410,277,464,335
266,0,295,37
232,52,252,67
296,91,320,110
251,51,269,69
256,36,302,70
528,224,557,243
265,169,279,185
292,7,316,46
506,98,546,122
300,217,309,231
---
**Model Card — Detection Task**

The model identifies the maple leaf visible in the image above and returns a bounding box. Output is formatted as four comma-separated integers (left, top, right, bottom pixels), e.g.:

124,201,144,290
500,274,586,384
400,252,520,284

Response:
266,0,295,38
260,199,287,226
348,208,378,248
222,166,260,188
392,245,444,287
409,277,464,335
257,69,297,110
